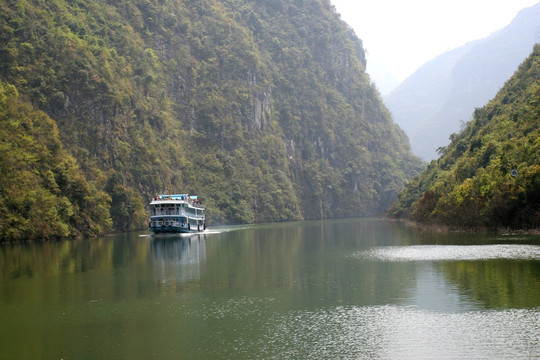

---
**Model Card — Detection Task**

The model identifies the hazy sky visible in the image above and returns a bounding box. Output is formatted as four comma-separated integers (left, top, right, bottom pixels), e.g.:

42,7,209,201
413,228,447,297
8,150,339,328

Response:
331,0,539,82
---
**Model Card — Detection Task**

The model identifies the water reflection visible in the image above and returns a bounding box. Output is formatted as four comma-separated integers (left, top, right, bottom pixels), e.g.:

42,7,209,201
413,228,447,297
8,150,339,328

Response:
0,237,117,279
197,221,418,309
259,305,540,359
353,243,540,310
150,233,207,286
1,219,539,359
150,233,207,264
440,259,540,309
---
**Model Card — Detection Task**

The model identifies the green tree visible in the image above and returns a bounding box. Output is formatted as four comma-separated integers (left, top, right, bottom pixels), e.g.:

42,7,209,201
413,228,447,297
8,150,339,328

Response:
0,81,112,241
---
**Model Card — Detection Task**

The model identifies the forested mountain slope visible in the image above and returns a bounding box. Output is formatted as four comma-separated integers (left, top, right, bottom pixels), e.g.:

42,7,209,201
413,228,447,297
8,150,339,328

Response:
0,0,422,240
0,81,113,241
385,2,540,160
390,44,540,230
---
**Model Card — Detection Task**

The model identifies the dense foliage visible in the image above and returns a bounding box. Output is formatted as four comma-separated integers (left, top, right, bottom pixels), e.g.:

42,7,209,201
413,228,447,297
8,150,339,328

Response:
391,44,540,230
0,81,112,241
0,0,422,240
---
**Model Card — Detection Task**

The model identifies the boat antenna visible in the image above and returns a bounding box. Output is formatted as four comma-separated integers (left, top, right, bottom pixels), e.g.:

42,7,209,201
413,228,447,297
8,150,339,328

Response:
168,183,171,200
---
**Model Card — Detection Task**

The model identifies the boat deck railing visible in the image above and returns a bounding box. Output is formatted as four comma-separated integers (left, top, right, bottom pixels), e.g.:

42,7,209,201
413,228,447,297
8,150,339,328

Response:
153,196,204,209
151,209,204,219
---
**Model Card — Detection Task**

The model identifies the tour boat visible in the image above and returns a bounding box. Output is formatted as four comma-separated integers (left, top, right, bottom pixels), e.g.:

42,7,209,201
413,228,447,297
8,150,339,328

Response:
148,193,206,234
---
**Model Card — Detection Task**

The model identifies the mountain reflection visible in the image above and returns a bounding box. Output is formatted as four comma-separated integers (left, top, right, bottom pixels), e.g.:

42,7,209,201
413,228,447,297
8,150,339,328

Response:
1,221,538,312
0,237,117,278
438,259,540,309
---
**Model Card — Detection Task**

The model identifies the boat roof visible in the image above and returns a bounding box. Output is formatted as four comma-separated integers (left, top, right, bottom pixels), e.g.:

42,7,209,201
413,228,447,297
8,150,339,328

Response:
155,194,199,199
151,194,201,205
157,194,190,200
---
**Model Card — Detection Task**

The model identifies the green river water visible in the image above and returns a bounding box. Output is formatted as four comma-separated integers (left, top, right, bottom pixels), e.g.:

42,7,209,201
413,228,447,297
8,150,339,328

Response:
1,218,539,359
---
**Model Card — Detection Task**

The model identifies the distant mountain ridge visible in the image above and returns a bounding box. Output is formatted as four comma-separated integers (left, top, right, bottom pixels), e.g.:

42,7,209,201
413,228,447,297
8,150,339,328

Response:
385,1,540,160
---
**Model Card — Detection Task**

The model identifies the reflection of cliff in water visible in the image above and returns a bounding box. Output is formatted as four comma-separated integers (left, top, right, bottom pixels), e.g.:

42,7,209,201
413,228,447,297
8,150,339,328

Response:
150,234,207,284
437,257,540,309
0,236,118,278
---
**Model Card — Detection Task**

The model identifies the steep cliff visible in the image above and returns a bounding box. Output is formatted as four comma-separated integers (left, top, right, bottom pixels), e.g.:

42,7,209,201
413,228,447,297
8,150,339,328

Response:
0,81,113,241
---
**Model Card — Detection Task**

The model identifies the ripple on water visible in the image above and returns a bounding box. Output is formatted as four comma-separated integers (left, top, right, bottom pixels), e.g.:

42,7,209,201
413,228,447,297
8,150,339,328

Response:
354,244,540,262
258,305,540,359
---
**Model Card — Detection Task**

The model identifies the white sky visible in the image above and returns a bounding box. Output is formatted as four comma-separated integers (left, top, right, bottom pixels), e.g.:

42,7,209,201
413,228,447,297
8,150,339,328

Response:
331,0,539,82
